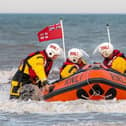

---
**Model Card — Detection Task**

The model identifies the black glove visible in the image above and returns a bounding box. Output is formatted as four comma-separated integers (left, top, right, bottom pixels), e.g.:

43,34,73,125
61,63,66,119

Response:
42,80,49,86
37,80,49,88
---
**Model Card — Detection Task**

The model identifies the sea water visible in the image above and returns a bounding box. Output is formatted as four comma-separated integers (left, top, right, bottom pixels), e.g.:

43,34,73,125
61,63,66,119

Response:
0,14,126,126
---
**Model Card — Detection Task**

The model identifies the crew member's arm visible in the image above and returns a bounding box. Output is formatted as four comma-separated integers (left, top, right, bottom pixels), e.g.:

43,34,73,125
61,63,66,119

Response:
60,64,79,79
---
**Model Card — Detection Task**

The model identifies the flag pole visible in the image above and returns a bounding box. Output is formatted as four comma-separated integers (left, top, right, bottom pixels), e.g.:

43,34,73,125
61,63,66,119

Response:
60,19,66,61
106,24,111,43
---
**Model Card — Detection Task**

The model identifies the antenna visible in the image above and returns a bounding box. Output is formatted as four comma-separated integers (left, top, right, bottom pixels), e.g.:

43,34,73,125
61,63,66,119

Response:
106,24,111,43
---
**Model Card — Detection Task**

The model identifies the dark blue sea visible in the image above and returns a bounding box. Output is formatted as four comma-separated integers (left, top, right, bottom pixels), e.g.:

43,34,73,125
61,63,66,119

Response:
0,14,126,126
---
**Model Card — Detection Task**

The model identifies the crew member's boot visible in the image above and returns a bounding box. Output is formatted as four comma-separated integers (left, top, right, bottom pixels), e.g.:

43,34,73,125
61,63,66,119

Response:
10,81,21,99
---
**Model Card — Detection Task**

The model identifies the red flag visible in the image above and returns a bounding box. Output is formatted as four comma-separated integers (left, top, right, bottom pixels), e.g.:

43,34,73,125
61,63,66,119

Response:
37,23,62,42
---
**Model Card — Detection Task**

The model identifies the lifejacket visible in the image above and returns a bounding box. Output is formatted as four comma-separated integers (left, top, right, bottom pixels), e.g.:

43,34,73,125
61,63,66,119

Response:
60,58,86,79
103,49,125,68
19,50,53,82
111,56,126,74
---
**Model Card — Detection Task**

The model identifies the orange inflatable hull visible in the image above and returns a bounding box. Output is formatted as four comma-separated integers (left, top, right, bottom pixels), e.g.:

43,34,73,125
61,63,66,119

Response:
43,64,126,102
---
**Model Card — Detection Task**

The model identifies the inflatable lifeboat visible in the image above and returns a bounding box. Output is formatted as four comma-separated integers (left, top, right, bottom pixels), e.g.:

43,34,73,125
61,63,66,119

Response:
42,63,126,102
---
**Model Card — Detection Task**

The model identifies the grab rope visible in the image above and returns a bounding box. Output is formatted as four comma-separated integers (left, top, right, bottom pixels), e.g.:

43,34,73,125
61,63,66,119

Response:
85,64,106,99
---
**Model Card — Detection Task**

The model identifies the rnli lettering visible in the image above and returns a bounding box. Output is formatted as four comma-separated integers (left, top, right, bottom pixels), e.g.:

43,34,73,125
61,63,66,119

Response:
65,74,83,85
110,73,126,83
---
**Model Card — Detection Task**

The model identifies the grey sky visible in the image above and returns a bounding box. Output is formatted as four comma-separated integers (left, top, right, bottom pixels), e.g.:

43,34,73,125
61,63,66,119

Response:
0,0,126,13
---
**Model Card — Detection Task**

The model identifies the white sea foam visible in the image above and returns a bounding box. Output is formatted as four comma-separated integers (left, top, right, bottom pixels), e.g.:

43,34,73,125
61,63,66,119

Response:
0,68,17,84
1,96,126,114
0,69,126,114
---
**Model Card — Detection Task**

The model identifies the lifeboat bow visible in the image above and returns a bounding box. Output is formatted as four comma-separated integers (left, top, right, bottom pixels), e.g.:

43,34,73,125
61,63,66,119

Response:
43,63,126,102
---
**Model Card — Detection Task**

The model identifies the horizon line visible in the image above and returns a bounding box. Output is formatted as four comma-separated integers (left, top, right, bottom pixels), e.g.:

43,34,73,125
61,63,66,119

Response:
0,12,126,15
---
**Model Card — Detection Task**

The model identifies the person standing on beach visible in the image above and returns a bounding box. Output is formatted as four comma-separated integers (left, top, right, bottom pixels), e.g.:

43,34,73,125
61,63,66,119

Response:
10,43,63,99
60,48,87,79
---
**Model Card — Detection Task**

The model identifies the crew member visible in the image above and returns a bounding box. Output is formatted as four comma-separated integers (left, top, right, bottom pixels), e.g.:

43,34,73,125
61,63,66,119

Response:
10,43,63,99
60,48,87,79
94,42,126,74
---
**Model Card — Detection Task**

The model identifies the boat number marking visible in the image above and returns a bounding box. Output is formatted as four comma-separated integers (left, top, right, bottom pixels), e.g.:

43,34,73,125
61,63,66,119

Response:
65,74,83,85
110,73,126,83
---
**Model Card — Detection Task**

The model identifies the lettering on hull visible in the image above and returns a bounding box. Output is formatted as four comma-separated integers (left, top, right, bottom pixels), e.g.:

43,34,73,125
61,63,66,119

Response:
64,74,84,86
110,73,126,83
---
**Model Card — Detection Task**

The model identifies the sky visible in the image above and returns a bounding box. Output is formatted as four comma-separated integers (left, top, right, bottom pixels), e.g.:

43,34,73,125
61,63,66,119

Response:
0,0,126,14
